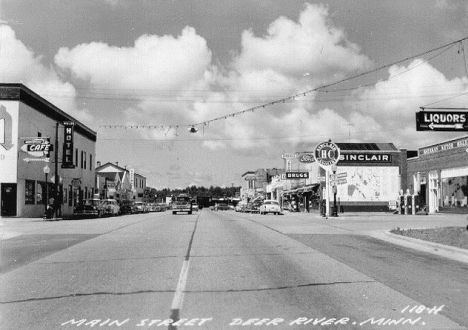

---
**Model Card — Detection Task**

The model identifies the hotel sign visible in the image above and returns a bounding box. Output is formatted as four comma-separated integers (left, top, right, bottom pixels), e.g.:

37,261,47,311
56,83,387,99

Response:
416,111,468,131
339,153,392,163
62,121,75,168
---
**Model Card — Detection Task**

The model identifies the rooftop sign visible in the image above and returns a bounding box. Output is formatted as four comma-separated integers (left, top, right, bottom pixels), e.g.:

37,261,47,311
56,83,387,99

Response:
420,138,468,155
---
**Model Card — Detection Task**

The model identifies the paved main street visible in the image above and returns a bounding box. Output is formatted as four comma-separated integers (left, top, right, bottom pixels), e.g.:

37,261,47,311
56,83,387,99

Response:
1,210,467,330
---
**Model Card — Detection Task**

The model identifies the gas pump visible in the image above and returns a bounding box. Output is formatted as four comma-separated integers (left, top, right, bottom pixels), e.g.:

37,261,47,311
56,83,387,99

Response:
399,191,405,215
406,194,413,215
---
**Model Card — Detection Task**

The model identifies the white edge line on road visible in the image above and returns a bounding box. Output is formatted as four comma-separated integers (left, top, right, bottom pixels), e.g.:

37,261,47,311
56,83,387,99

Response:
171,260,191,310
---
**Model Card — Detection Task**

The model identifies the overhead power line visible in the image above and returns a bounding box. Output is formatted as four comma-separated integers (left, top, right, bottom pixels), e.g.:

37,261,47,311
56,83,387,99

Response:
98,35,468,132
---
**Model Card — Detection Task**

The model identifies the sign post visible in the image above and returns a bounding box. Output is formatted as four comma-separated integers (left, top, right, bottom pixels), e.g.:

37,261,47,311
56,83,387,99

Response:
314,140,340,218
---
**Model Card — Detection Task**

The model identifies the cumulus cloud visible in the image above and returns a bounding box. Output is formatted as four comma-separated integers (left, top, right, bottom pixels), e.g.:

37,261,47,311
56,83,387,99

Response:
197,3,372,151
234,3,371,80
352,59,468,146
51,3,374,155
0,26,93,123
55,27,212,92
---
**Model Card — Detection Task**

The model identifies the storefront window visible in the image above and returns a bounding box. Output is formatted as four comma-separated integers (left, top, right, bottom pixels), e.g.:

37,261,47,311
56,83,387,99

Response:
37,182,43,204
25,180,35,204
441,176,468,208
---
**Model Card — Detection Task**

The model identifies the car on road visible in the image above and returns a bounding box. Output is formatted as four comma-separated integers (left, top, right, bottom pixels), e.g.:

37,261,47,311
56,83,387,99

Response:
172,194,193,214
120,201,136,215
247,200,262,214
100,199,120,216
73,199,104,218
134,201,149,213
217,203,230,210
259,200,282,215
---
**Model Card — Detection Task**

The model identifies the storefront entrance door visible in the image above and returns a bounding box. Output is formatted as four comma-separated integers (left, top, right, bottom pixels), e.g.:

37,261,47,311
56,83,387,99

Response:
428,171,439,213
1,183,17,216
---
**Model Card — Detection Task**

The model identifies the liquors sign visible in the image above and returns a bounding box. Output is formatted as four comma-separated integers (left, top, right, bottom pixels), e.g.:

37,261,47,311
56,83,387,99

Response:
416,111,468,131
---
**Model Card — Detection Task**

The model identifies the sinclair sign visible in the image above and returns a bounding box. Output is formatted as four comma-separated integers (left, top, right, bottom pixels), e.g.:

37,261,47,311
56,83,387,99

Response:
416,110,468,131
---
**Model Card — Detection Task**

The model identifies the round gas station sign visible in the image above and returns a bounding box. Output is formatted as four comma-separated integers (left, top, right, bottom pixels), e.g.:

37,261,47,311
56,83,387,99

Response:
314,140,340,168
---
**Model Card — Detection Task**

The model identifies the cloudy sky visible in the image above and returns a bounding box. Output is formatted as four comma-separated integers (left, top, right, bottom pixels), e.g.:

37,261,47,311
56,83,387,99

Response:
2,0,468,188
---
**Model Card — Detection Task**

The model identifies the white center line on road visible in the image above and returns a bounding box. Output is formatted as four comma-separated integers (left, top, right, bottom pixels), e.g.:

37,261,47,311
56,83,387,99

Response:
170,259,191,311
168,213,201,327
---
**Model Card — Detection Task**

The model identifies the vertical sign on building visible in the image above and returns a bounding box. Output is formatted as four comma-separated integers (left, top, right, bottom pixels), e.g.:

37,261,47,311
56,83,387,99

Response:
0,103,19,182
62,121,75,168
129,169,135,190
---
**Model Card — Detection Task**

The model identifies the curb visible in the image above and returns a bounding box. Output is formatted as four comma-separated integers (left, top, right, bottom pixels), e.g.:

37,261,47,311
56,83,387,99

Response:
369,230,468,264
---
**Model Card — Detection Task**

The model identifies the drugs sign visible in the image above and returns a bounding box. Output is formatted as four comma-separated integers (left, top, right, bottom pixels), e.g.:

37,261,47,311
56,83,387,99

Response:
285,172,309,179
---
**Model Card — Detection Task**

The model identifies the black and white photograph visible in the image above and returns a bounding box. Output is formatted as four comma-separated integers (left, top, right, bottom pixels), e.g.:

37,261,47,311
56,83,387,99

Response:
1,1,468,329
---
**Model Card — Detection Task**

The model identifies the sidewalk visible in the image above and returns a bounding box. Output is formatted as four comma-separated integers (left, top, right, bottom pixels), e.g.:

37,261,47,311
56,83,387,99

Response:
271,210,468,264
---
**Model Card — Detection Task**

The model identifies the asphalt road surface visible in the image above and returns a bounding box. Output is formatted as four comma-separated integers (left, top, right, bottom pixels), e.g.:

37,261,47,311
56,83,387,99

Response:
0,210,466,330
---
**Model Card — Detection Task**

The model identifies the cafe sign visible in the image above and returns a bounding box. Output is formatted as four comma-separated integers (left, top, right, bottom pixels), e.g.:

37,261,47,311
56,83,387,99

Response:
21,137,52,162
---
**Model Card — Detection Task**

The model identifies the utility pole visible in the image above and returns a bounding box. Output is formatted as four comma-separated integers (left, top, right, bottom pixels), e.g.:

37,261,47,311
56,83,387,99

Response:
54,122,60,218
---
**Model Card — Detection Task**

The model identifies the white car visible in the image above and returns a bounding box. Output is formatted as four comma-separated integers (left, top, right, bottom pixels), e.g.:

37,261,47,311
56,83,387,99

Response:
134,201,149,213
259,200,282,215
100,199,120,216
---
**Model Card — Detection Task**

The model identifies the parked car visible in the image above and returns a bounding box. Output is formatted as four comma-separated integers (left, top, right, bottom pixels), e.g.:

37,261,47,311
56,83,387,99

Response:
120,201,136,215
250,201,263,214
259,200,282,215
100,199,120,216
134,201,149,213
192,204,199,212
73,199,103,218
217,203,230,210
149,203,160,212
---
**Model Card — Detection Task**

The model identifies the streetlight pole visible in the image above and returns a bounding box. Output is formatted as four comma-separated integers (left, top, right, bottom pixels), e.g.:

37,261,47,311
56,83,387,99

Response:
43,165,50,213
331,164,338,217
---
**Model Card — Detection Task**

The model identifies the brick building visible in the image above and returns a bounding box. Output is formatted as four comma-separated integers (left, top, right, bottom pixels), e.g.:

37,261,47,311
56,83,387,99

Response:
407,135,468,214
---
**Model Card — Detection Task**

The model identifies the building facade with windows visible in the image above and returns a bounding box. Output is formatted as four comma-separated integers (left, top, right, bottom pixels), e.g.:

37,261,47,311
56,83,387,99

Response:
406,135,468,214
95,162,133,201
0,83,97,218
95,162,147,203
277,143,409,212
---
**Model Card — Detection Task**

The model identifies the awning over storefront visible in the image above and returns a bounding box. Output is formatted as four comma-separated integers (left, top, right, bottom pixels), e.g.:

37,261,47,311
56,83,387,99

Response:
282,183,319,195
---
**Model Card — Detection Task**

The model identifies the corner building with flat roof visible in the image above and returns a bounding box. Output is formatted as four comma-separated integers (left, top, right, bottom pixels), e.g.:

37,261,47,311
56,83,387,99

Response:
0,83,97,218
325,143,407,212
280,142,409,212
407,135,468,214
